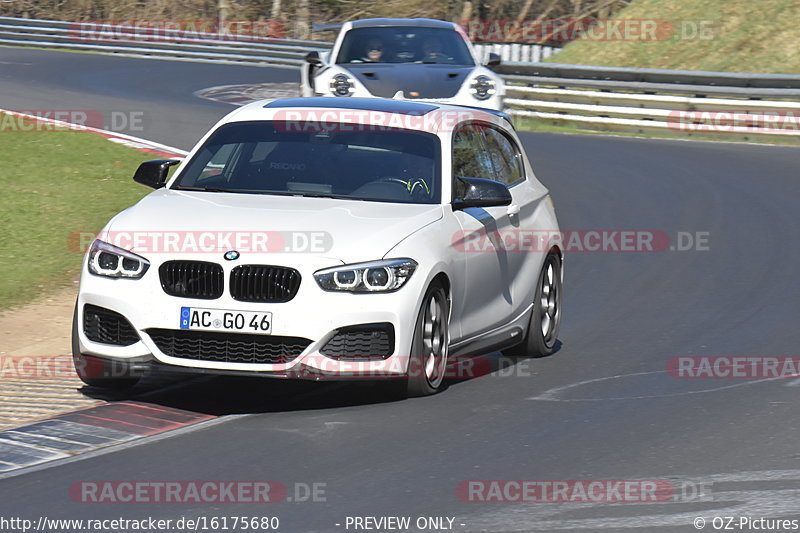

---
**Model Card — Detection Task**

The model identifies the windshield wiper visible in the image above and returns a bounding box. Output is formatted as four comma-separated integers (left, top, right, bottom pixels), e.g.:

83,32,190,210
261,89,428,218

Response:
172,187,355,200
172,186,230,192
290,192,354,200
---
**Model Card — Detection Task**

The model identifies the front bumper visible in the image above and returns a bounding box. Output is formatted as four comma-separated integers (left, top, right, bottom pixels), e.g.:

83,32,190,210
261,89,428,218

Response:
75,255,424,379
316,90,505,112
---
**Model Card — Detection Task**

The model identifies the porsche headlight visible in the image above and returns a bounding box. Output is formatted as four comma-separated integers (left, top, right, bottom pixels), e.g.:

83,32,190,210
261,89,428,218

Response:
330,74,355,96
314,259,417,292
87,240,149,279
470,75,496,100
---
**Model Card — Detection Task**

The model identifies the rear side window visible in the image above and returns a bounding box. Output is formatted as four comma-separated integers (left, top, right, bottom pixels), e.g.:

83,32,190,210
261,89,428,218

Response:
483,127,524,186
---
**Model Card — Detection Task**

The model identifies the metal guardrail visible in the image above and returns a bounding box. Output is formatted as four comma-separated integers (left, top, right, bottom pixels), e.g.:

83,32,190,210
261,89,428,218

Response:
1,16,798,139
495,62,800,88
497,62,800,139
473,42,558,64
0,16,332,67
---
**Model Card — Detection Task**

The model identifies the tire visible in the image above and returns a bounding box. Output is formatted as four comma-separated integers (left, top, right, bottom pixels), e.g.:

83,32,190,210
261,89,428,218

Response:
406,282,450,397
504,252,562,358
72,303,141,390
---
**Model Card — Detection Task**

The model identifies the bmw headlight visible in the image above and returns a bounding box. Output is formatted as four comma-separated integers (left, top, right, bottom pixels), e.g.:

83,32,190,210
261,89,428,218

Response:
87,240,149,279
314,259,417,292
330,74,355,96
470,75,496,100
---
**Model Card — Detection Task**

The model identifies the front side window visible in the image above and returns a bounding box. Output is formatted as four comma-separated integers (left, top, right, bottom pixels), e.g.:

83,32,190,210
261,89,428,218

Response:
452,123,494,182
452,122,526,195
173,121,441,205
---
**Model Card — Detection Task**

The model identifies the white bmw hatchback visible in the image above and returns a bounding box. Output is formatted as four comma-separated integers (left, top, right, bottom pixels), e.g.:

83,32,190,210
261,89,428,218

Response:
73,98,562,396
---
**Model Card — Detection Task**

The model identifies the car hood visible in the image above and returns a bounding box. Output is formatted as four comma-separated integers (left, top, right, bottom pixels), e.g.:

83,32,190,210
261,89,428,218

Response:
344,64,475,98
103,189,443,264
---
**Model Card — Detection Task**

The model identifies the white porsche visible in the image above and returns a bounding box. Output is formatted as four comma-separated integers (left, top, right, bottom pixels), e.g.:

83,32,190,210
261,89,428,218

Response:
73,98,561,396
301,18,505,110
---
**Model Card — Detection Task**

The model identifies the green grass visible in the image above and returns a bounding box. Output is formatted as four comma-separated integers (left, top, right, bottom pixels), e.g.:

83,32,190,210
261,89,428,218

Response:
0,114,156,310
547,0,800,74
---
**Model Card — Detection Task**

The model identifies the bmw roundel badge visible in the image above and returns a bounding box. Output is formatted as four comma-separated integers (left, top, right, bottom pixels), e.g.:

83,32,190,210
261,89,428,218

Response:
224,250,240,261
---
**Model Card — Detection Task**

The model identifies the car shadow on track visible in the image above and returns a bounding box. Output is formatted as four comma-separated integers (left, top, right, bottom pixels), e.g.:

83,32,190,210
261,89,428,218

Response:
77,344,563,415
444,341,563,388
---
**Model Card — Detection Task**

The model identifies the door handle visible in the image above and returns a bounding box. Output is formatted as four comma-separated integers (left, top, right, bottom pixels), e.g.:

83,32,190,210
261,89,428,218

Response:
507,204,520,216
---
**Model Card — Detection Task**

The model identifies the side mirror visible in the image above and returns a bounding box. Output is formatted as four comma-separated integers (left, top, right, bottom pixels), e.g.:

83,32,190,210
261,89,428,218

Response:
133,159,180,189
452,177,512,210
305,51,322,65
486,52,501,67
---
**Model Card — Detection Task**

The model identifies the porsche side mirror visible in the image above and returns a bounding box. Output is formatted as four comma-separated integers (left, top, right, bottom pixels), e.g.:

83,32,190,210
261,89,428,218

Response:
305,51,323,65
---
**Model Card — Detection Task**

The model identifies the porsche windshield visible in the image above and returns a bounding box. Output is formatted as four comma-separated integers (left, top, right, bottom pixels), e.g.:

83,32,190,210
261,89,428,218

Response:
336,26,474,66
173,120,441,204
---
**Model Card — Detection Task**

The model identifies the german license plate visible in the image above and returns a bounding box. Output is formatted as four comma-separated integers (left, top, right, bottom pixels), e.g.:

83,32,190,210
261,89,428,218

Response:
180,307,272,334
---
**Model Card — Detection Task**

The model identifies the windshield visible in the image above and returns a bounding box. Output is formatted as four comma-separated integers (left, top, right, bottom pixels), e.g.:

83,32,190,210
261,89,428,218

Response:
172,121,441,204
336,26,474,66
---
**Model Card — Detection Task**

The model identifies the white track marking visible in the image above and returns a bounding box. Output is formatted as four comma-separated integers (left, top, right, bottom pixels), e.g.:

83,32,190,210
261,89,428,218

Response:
0,107,188,156
528,371,782,402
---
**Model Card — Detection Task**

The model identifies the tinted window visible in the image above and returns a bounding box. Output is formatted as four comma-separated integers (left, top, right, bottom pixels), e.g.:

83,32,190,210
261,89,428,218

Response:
484,127,524,186
452,124,494,182
337,26,474,66
174,121,440,204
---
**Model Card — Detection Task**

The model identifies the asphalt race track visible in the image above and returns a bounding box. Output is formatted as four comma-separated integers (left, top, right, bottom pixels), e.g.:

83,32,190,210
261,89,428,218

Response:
2,47,800,532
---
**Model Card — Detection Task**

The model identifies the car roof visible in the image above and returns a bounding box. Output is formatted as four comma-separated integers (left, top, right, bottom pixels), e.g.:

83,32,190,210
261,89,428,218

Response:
349,18,456,30
224,98,513,135
263,97,439,115
263,98,512,124
262,98,512,123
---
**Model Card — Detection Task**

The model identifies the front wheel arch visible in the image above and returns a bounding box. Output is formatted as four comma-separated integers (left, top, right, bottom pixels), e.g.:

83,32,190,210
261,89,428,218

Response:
405,278,451,397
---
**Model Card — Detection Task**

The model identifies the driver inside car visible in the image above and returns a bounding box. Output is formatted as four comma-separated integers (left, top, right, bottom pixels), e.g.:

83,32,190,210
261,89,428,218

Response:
420,37,448,63
362,38,385,62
